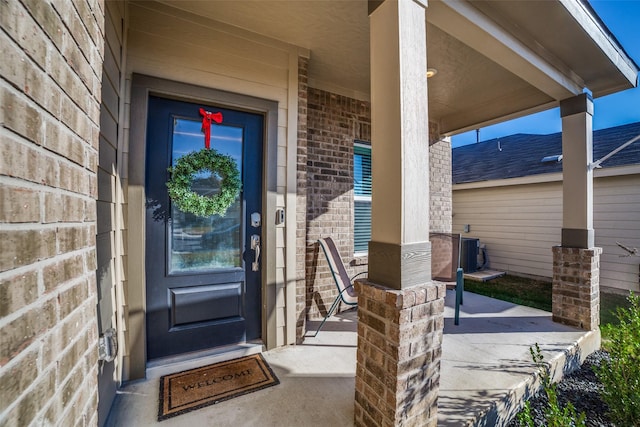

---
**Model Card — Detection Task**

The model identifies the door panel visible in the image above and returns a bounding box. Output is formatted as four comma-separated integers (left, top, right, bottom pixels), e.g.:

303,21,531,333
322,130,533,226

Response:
145,96,263,361
170,282,242,327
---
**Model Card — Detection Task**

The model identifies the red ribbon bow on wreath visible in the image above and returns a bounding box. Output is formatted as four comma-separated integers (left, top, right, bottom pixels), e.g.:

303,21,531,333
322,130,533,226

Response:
199,108,223,149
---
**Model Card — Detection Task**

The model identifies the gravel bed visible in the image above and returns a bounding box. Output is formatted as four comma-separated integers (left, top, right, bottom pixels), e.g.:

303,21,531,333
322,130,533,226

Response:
508,350,612,426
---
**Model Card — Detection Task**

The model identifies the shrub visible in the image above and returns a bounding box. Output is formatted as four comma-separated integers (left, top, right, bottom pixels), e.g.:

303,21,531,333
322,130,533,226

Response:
518,343,586,427
596,292,640,426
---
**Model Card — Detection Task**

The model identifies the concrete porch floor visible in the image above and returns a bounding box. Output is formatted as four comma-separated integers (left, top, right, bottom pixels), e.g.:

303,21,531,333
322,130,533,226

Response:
106,290,599,426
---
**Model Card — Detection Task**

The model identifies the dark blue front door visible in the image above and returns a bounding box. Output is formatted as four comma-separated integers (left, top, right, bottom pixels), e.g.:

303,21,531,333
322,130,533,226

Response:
145,96,263,360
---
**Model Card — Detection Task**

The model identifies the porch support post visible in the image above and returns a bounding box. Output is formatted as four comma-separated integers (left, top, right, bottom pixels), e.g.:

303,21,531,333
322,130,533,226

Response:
560,93,594,249
355,1,444,426
368,0,431,290
552,93,601,330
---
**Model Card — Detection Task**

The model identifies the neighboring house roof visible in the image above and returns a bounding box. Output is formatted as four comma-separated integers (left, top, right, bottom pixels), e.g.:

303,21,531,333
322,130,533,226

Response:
452,122,640,184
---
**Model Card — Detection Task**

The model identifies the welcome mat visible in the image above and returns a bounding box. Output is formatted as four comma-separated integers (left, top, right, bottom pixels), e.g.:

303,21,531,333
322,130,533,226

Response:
158,353,279,421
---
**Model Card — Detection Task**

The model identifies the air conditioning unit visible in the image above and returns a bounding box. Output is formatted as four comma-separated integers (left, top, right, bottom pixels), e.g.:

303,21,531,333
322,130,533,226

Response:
461,238,479,273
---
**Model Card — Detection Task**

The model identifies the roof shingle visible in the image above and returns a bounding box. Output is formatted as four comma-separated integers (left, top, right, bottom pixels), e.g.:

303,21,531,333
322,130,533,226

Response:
452,122,640,184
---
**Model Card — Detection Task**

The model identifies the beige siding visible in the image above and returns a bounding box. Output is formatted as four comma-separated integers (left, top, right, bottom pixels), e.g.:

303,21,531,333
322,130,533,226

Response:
453,173,640,292
96,0,126,422
98,0,125,346
127,2,291,102
122,1,302,369
453,183,562,278
594,175,640,292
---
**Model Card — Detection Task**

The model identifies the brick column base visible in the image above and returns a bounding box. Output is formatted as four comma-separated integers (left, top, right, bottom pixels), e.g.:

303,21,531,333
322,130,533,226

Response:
354,279,445,427
552,246,602,330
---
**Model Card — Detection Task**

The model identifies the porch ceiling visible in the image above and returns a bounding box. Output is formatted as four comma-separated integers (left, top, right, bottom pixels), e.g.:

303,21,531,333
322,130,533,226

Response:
159,0,638,135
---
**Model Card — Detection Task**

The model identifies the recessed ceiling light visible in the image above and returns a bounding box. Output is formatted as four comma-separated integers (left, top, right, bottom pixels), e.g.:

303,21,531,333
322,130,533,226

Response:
426,68,438,78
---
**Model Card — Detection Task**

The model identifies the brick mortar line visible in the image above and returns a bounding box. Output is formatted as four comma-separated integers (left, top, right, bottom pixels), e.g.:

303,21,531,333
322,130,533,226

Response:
48,310,96,380
36,325,99,421
16,0,103,101
67,0,105,51
0,175,97,202
1,74,100,146
0,29,98,127
0,247,95,300
356,378,387,422
361,323,393,353
0,99,99,173
0,232,95,275
0,221,96,232
0,269,94,329
0,18,49,78
93,0,106,27
0,247,94,281
1,37,101,133
66,362,100,426
1,304,97,422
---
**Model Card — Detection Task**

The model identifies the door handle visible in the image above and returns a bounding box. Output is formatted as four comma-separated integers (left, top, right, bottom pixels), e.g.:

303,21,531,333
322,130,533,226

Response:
251,235,260,272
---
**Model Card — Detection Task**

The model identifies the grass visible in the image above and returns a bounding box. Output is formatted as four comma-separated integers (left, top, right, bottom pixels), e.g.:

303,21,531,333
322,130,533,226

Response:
463,274,634,332
600,291,633,327
463,275,552,312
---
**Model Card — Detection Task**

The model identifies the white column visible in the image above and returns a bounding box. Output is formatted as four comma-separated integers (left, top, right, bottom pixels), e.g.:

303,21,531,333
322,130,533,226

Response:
368,0,430,290
560,93,594,248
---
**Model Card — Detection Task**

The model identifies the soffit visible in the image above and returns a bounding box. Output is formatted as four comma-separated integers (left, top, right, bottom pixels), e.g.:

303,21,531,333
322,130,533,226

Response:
471,0,638,98
158,0,371,98
426,23,554,134
156,0,637,135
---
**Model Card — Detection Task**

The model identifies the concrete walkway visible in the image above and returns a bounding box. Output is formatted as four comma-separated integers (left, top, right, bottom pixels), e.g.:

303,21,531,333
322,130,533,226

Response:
106,290,599,426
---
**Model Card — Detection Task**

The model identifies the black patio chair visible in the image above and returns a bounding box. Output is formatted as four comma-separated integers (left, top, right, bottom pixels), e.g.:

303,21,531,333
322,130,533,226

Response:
307,237,366,337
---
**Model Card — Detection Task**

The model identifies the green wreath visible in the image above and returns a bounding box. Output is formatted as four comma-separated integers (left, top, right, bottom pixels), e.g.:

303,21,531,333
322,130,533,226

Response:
167,148,241,217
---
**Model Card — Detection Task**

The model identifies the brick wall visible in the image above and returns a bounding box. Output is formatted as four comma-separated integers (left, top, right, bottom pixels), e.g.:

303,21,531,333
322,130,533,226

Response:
304,88,370,320
302,87,453,324
429,138,454,281
0,0,103,425
552,246,602,330
429,138,452,234
354,279,445,426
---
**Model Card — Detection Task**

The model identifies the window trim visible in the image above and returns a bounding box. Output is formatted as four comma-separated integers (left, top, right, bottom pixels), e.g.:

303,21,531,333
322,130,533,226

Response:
354,141,371,257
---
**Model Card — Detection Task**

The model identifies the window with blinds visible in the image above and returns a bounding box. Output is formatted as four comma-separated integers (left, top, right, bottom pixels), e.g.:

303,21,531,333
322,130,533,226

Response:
354,142,371,254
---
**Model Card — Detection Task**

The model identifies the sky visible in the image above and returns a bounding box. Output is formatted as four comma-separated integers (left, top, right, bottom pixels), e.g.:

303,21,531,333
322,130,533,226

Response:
451,0,640,148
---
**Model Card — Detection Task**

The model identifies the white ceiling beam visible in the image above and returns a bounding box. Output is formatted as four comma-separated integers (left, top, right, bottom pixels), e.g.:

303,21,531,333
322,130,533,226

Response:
427,0,583,101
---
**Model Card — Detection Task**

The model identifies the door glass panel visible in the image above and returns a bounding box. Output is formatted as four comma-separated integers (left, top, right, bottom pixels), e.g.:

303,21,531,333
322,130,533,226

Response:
169,118,243,273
